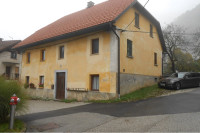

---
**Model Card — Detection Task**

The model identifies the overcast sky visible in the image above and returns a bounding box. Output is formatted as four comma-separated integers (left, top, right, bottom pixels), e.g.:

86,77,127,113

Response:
0,0,200,40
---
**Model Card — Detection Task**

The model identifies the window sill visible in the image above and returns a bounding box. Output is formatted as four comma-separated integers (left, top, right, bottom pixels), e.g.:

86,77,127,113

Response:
90,53,99,56
91,89,99,92
67,88,89,92
127,56,134,59
154,64,158,67
58,58,64,60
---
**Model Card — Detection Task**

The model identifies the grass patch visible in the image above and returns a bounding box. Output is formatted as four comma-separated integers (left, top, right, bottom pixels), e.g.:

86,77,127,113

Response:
90,85,174,103
61,99,77,103
0,119,26,132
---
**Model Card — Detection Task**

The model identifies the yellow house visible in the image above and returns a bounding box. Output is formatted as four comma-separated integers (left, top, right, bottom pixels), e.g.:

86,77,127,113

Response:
14,0,166,101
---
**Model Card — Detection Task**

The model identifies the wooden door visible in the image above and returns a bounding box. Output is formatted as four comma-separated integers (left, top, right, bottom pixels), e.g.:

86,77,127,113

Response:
56,72,65,99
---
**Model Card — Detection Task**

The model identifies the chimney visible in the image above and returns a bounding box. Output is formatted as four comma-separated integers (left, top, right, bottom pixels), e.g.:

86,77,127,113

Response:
0,38,2,42
87,1,95,8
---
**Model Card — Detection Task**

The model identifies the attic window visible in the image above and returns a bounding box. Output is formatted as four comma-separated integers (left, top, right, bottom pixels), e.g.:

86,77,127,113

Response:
150,24,153,37
41,49,45,61
91,38,99,54
59,46,64,59
135,12,140,28
27,52,31,63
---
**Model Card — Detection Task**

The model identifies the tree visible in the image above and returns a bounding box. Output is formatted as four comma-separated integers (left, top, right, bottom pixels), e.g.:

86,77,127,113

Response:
192,29,200,59
163,24,188,73
164,49,200,73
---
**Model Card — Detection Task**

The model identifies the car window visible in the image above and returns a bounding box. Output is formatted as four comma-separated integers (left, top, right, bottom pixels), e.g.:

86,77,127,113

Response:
170,73,178,78
178,73,186,78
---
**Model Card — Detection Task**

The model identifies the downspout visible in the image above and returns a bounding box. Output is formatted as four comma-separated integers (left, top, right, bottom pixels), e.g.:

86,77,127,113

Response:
110,23,120,99
162,52,164,76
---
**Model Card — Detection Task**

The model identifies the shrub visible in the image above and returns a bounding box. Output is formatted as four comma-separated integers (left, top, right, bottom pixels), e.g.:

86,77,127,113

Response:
38,83,44,88
0,77,27,123
29,83,35,89
24,83,29,89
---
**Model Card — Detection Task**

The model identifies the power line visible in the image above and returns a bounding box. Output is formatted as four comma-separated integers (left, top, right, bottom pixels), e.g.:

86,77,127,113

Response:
118,28,200,36
124,0,150,31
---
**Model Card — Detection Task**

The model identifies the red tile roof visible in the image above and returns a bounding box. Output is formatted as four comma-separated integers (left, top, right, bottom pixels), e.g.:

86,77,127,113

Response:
14,0,135,48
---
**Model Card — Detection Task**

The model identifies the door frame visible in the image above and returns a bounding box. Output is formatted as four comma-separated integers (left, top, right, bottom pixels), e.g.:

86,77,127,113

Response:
54,70,67,99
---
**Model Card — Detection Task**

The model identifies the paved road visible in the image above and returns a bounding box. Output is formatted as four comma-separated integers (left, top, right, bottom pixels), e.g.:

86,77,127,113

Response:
18,88,200,132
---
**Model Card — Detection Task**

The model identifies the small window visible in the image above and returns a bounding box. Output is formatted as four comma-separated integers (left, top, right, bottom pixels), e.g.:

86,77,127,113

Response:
27,52,30,63
154,52,158,66
41,49,45,61
91,75,99,91
150,24,153,37
59,46,64,59
91,38,99,54
127,39,133,58
26,76,30,84
11,51,17,59
39,76,44,85
135,12,139,28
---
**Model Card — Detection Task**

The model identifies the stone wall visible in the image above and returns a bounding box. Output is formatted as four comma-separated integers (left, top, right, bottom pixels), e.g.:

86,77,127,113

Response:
120,73,159,95
67,91,116,101
25,88,54,99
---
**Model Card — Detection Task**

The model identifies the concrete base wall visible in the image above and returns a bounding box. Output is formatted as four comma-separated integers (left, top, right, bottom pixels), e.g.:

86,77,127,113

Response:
25,88,54,99
67,91,116,101
120,73,158,95
26,73,158,101
26,88,116,101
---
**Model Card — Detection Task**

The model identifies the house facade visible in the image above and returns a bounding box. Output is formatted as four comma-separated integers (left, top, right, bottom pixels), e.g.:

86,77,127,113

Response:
0,38,21,80
14,0,166,101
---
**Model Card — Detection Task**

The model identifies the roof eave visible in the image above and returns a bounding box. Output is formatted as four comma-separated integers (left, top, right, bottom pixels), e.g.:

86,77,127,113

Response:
14,22,113,51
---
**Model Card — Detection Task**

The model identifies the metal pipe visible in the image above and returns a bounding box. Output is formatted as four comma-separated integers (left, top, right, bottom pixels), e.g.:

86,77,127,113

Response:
110,24,120,99
9,105,16,129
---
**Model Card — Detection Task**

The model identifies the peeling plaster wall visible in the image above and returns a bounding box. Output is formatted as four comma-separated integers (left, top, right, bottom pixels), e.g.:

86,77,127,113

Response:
21,31,117,99
115,7,163,77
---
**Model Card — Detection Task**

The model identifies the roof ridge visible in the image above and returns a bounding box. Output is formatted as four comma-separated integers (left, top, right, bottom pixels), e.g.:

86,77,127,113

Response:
14,0,136,49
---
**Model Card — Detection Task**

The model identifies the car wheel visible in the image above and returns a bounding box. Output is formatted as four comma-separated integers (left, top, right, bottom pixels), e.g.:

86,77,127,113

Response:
175,82,181,90
198,83,200,87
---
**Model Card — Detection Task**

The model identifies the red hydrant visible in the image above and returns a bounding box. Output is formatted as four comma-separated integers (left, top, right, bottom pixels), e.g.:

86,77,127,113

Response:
9,94,20,129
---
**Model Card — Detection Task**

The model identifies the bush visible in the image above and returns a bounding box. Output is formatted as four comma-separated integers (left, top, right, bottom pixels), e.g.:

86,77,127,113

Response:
0,77,27,123
24,83,29,89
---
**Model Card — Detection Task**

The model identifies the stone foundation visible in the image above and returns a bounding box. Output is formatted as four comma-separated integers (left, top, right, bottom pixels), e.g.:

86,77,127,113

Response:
25,88,54,99
120,73,159,95
25,74,158,101
67,90,116,101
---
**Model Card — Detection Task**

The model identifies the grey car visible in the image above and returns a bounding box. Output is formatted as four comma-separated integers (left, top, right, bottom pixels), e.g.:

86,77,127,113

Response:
158,72,200,90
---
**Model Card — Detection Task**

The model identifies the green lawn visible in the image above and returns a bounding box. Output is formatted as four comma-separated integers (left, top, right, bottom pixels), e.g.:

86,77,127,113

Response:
90,84,174,103
0,119,26,132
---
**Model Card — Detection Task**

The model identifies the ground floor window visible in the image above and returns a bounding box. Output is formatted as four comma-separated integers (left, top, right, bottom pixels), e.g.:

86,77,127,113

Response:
91,75,99,91
26,76,29,84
